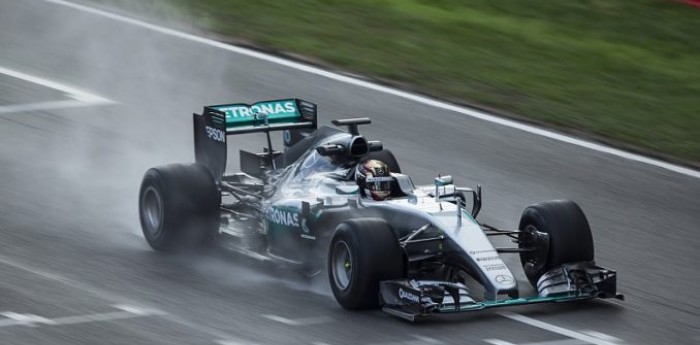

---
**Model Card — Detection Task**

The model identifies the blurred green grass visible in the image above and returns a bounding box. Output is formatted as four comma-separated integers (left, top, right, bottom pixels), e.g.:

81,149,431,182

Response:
92,0,700,163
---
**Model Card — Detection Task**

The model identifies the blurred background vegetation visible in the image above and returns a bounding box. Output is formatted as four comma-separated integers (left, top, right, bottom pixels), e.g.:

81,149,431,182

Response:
87,0,700,164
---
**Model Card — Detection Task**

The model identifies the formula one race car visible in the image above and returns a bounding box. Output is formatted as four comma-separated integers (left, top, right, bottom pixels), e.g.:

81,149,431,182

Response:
138,98,622,320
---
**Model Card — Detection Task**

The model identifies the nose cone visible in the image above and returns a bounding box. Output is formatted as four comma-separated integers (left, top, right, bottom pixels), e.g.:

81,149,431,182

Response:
432,209,519,300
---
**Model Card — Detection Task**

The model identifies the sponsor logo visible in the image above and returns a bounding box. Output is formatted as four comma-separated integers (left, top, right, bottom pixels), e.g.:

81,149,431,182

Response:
219,101,297,119
476,256,502,262
267,208,299,227
205,126,225,143
495,275,515,284
484,263,507,272
398,288,420,303
365,176,393,182
469,250,497,255
283,130,292,145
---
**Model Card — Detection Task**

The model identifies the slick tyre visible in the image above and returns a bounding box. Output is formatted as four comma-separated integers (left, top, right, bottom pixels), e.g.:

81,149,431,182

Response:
328,218,405,310
139,163,220,252
366,149,401,174
518,200,594,287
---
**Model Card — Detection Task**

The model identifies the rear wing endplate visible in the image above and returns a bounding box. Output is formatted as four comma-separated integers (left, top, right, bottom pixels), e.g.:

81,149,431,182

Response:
193,99,317,180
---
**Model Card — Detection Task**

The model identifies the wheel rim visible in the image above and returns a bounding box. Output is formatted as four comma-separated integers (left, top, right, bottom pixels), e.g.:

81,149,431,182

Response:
521,224,549,275
142,186,163,238
331,241,353,291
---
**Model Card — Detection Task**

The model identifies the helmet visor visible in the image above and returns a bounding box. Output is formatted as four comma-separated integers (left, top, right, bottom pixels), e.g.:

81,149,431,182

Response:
365,175,392,199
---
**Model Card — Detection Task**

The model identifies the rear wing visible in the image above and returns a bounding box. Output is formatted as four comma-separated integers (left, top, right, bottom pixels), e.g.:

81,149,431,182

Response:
193,98,317,180
211,98,317,134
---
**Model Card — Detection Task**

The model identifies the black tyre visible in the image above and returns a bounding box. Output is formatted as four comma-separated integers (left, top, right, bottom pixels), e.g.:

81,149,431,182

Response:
366,149,401,174
139,163,220,252
328,218,405,310
518,200,594,287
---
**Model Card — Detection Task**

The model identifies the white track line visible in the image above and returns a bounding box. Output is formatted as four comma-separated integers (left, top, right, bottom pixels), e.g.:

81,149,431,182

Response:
49,305,165,326
0,66,111,103
358,335,444,345
485,339,587,345
0,100,93,114
410,335,443,345
38,0,700,179
0,65,114,113
261,314,333,326
484,340,518,345
0,312,55,327
0,305,164,328
499,312,622,345
580,331,621,343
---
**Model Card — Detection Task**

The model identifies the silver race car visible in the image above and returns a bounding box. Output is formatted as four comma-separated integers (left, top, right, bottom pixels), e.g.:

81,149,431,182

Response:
138,98,622,321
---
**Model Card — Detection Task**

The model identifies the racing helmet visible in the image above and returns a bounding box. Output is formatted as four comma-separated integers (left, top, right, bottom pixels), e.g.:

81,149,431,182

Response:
355,159,393,201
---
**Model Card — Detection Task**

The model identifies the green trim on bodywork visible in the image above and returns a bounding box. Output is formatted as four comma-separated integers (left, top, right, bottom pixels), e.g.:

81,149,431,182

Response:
461,209,479,225
430,208,479,227
438,294,593,313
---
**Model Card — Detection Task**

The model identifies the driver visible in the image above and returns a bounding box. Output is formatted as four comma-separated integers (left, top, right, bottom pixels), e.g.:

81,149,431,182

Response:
355,159,393,201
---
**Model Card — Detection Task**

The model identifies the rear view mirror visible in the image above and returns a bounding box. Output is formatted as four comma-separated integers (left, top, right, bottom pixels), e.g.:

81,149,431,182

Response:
435,175,453,186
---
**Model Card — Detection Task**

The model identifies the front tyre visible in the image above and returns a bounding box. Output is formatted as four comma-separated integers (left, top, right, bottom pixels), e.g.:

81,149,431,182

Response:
139,163,220,252
518,200,594,287
328,218,404,310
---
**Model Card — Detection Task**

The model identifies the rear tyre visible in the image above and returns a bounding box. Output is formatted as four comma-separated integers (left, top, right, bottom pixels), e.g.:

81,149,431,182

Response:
139,163,220,252
366,149,401,174
518,200,594,287
328,218,405,310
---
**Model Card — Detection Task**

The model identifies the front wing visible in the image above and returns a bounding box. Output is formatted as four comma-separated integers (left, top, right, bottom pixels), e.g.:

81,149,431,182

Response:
379,262,622,321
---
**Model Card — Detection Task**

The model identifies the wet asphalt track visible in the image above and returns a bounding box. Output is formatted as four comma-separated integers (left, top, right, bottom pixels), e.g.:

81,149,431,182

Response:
1,1,699,344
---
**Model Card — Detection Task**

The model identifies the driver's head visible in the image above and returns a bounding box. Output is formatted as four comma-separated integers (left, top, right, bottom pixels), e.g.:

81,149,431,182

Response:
355,159,392,201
